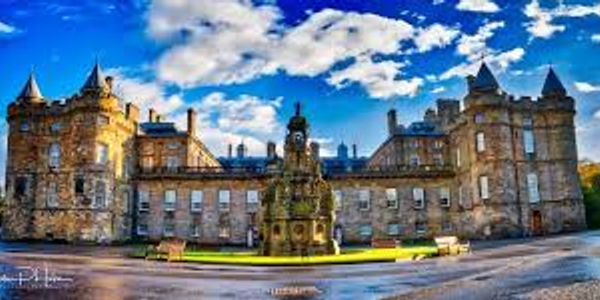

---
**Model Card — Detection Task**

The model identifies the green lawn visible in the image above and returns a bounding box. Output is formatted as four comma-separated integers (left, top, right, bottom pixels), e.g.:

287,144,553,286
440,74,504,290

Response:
133,246,438,266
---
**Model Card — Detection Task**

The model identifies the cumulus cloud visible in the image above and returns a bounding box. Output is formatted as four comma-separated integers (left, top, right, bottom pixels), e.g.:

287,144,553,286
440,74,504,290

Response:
327,56,423,99
592,34,600,43
413,23,461,53
146,0,460,99
575,82,600,93
431,86,446,94
437,20,523,81
106,68,185,119
524,1,600,39
0,20,21,38
456,0,499,13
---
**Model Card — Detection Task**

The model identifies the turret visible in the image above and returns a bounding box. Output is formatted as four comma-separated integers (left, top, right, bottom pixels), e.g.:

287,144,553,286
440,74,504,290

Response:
16,72,44,104
266,141,277,159
541,67,567,98
81,62,108,94
337,142,348,160
469,62,500,94
310,142,320,160
237,141,247,158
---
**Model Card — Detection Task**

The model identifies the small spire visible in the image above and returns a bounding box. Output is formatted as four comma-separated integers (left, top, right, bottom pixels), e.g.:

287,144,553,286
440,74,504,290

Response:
81,61,107,92
542,67,567,97
295,102,301,116
471,62,500,92
17,72,43,101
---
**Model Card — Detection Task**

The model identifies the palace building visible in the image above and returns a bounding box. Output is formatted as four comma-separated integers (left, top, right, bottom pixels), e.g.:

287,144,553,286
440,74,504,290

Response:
1,62,586,245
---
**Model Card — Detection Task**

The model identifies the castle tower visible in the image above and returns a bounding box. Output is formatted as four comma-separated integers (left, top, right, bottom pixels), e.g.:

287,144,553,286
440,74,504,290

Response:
260,102,337,256
460,63,521,238
3,62,139,242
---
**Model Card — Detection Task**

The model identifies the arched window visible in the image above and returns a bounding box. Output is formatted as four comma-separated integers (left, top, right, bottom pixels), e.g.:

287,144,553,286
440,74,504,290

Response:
49,143,61,168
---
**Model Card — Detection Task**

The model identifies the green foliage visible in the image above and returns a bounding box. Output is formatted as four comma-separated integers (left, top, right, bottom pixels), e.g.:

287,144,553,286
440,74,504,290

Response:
584,177,600,229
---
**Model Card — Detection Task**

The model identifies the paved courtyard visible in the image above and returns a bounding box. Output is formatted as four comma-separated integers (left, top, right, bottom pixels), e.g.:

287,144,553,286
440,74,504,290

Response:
2,231,600,299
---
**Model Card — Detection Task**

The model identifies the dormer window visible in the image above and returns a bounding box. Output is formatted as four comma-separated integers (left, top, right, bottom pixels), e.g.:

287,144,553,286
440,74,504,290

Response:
97,115,109,125
19,121,30,132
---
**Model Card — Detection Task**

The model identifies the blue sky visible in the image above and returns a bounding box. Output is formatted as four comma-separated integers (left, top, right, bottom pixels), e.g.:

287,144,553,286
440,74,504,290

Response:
1,0,600,163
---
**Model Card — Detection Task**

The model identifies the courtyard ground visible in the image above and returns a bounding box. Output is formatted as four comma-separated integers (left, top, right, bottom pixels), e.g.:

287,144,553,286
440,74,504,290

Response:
1,231,600,299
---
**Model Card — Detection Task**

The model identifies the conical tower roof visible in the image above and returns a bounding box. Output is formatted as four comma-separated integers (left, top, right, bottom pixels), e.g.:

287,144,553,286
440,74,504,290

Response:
471,62,500,92
542,67,567,97
17,72,43,101
81,62,107,92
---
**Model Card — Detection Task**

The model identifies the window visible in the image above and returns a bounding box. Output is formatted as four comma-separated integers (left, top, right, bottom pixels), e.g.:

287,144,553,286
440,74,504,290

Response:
164,190,176,211
387,223,401,236
442,220,452,232
433,140,444,149
167,142,179,150
247,190,259,204
359,225,372,237
97,115,109,125
479,176,489,200
137,223,148,236
94,180,106,208
476,132,486,152
50,122,61,133
142,156,154,169
523,117,533,127
19,121,30,132
456,148,461,167
48,143,61,168
474,112,484,124
139,189,150,212
409,155,420,167
433,154,443,166
333,190,342,211
218,190,231,212
527,173,540,203
458,186,464,207
191,190,203,212
191,224,201,237
75,177,85,195
166,156,179,170
46,182,58,208
219,226,230,238
163,221,175,237
410,140,419,149
524,130,535,154
415,221,427,235
413,187,425,209
96,143,109,164
386,188,398,209
440,187,450,207
358,189,370,211
15,177,28,197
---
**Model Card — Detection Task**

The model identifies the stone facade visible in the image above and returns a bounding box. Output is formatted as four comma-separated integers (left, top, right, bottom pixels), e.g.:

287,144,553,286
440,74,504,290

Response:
2,63,586,245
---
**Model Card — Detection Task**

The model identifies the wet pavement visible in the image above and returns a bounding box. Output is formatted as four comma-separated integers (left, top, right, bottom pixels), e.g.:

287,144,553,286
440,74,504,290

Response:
2,231,600,299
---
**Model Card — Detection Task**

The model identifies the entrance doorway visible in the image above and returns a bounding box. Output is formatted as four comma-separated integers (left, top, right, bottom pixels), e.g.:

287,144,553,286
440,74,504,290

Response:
531,210,543,235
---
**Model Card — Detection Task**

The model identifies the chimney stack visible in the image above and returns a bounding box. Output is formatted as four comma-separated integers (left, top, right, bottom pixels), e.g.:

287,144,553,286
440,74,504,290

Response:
156,114,163,123
266,141,276,159
187,108,197,137
387,109,397,136
105,76,114,93
352,144,357,159
237,142,246,158
149,108,156,123
310,142,320,160
227,144,233,158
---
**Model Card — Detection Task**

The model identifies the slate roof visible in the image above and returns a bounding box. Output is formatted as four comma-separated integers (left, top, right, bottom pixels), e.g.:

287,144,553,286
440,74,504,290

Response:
81,63,107,92
395,121,444,137
18,73,43,100
471,63,500,92
542,67,567,97
139,122,187,136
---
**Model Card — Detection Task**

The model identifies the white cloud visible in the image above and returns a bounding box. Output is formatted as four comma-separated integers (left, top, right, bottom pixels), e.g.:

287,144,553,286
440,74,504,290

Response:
106,68,184,119
327,56,423,99
179,92,285,156
413,23,460,53
456,0,499,13
440,47,525,80
0,21,16,34
575,82,600,93
431,86,446,94
433,0,445,5
592,34,600,43
147,0,460,99
456,21,504,60
524,1,600,39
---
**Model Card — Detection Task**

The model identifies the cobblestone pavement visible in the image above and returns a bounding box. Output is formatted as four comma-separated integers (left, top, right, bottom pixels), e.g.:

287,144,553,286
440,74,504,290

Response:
2,231,600,299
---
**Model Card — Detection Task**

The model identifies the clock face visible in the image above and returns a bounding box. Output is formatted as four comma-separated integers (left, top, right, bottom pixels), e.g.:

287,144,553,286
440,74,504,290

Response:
293,132,304,149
